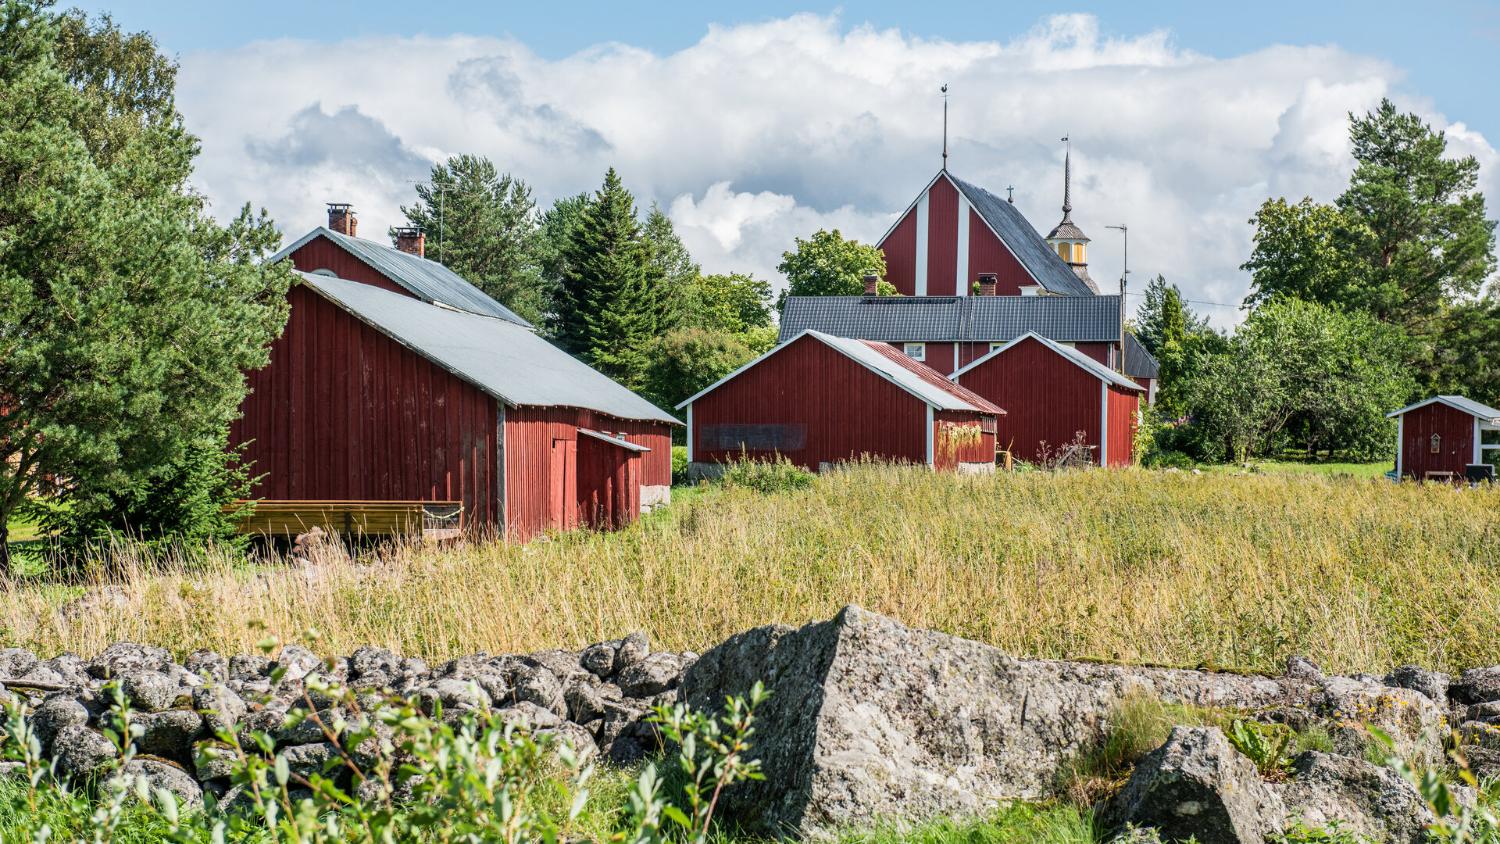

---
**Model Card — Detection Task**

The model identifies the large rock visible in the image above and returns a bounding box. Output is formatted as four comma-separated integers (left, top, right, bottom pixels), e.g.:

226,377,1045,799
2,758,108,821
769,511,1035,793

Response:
1104,727,1286,844
133,709,204,763
124,758,203,809
680,605,1406,838
52,724,117,779
1276,751,1431,844
1451,666,1500,705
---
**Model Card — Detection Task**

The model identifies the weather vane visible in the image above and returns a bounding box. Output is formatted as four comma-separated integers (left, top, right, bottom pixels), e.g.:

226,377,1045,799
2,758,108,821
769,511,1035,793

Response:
941,84,949,171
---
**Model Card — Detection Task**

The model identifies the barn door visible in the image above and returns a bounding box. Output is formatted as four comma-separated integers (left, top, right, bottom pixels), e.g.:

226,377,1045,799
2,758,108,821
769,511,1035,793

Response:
548,438,577,530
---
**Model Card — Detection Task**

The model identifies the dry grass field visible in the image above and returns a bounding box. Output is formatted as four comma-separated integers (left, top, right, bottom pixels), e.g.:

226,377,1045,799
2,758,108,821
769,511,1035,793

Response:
3,464,1498,675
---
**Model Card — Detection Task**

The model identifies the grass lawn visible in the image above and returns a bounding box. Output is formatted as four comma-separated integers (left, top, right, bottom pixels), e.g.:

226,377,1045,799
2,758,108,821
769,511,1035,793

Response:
1196,458,1393,479
5,511,41,542
2,463,1496,675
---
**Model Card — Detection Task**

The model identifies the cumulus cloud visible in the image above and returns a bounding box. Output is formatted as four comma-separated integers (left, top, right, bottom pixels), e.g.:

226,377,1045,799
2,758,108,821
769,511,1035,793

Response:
175,13,1498,325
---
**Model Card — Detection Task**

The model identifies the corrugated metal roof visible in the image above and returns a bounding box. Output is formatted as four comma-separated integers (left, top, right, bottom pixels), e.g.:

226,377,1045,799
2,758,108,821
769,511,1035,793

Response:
779,295,1123,344
949,175,1096,296
676,329,1003,415
953,332,1144,392
273,228,533,327
579,428,653,452
299,272,678,425
1387,395,1500,422
857,340,1006,415
1123,332,1161,379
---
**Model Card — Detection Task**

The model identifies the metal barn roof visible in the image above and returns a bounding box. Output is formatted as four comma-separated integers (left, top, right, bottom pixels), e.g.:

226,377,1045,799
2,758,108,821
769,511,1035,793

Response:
949,175,1097,297
273,227,533,327
952,331,1145,392
1387,395,1500,423
677,330,1004,415
779,294,1124,344
1123,333,1161,379
300,272,678,425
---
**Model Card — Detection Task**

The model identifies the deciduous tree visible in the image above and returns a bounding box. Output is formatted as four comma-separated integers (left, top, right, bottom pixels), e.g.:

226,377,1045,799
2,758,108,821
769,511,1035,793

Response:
776,229,890,309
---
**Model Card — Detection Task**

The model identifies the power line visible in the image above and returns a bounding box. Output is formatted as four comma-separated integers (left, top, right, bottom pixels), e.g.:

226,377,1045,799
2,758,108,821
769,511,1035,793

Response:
1121,290,1243,310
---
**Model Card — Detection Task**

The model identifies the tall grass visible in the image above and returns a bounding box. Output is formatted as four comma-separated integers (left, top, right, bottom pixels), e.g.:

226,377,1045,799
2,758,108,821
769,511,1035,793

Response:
2,465,1497,674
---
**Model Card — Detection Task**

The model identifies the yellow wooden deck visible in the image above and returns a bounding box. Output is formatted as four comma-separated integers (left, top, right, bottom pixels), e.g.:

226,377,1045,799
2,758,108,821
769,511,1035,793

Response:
233,500,462,538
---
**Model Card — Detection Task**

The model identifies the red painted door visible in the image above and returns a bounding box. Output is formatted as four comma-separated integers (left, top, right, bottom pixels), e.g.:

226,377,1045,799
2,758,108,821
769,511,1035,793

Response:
548,438,577,530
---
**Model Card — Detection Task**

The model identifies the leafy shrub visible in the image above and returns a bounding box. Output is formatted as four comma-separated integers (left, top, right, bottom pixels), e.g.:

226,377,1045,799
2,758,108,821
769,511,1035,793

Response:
1063,692,1236,804
672,445,691,485
719,455,814,494
1226,718,1294,780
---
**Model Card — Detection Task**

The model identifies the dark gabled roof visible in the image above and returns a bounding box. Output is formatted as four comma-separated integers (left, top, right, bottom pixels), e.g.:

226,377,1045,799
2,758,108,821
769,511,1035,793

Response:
947,175,1096,296
779,295,1124,344
953,332,1144,392
300,272,678,425
273,227,532,328
1123,332,1160,380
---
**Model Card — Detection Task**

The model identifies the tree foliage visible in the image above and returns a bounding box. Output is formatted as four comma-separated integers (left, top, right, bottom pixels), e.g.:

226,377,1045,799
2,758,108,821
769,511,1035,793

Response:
641,328,758,417
1134,275,1217,421
776,229,891,309
552,169,669,390
400,155,551,325
0,1,293,567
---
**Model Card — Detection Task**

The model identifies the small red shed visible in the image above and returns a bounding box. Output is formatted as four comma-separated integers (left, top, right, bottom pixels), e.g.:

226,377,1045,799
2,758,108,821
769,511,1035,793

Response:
1387,395,1500,481
951,332,1144,467
233,210,679,540
678,330,1003,474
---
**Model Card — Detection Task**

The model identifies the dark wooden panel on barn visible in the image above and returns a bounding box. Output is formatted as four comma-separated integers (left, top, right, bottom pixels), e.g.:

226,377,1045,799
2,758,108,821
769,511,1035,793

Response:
967,209,1036,296
289,237,412,297
955,336,1103,464
926,177,960,296
1399,403,1474,479
881,209,918,296
690,334,928,470
230,285,499,529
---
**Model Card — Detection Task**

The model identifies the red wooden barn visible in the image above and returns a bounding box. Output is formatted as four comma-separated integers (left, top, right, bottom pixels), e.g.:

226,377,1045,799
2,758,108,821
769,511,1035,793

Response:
677,330,1004,474
951,332,1144,467
1387,395,1500,481
232,208,678,539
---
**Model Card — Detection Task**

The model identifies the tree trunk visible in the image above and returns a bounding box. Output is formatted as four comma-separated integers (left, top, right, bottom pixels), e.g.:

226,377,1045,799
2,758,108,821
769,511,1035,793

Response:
0,520,10,578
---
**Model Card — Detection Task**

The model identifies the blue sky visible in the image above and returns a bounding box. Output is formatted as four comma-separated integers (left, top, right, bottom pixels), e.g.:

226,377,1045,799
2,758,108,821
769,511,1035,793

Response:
70,2,1500,322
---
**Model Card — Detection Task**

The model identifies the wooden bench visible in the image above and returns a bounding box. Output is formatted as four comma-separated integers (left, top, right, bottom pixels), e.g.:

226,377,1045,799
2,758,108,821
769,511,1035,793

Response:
233,500,462,539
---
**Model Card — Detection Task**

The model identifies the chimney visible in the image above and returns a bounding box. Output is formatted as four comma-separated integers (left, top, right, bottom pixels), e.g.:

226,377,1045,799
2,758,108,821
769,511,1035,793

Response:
863,273,879,297
327,203,357,237
393,226,425,258
977,273,998,296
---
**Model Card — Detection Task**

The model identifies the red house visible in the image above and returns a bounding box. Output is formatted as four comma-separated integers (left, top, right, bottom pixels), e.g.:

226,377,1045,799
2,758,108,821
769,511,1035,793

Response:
1387,395,1500,481
678,330,1004,474
952,332,1144,467
232,207,679,539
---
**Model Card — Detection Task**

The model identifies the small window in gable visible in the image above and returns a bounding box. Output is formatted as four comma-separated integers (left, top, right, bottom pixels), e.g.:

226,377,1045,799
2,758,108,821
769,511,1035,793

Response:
903,343,926,362
989,342,1005,352
311,268,338,277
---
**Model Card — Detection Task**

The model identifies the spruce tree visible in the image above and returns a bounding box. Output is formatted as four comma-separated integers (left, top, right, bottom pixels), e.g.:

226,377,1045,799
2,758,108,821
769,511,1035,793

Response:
555,169,664,389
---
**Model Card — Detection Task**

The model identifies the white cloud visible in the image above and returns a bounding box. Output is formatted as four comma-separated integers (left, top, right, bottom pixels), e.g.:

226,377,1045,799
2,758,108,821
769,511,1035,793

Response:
175,13,1498,327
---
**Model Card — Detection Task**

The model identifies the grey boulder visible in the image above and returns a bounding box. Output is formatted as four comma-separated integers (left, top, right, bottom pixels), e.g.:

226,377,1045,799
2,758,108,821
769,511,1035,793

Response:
1276,751,1431,844
124,758,203,808
1103,727,1286,844
53,724,117,779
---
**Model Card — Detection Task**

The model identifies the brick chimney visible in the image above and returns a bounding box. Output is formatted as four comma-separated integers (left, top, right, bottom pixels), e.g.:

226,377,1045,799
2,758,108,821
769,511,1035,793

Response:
863,273,879,296
393,226,425,258
327,203,357,237
977,273,998,296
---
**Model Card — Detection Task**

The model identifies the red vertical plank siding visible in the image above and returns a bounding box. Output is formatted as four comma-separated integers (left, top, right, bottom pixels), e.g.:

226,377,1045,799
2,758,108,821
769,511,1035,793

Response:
957,342,993,369
1106,387,1139,467
955,337,1104,464
1399,403,1475,479
967,211,1035,295
1075,343,1114,368
924,343,956,377
504,406,673,539
932,410,996,470
925,177,959,296
690,335,928,470
288,237,412,298
229,285,498,528
880,210,918,297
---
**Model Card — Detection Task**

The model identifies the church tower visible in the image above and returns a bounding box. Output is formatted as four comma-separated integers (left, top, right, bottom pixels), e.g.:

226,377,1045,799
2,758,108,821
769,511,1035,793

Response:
1046,138,1100,294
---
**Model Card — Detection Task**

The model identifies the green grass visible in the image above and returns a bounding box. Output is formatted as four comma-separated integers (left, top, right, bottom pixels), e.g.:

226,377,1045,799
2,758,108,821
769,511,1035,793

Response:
831,803,1096,843
1194,458,1392,479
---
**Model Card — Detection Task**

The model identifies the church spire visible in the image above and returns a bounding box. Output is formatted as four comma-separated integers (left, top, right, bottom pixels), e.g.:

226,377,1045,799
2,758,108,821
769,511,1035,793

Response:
1061,135,1073,221
940,84,949,171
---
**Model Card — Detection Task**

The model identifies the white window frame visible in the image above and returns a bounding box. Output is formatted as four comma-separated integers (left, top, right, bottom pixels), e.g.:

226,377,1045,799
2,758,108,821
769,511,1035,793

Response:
903,343,926,362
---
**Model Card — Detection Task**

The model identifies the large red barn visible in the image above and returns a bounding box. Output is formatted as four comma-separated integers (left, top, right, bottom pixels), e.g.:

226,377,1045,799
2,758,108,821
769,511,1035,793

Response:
1387,395,1500,481
677,330,1003,474
952,332,1143,467
232,208,679,539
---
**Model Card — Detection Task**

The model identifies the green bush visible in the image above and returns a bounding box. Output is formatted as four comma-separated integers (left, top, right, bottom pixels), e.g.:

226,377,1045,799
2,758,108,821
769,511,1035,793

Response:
672,445,690,485
719,455,814,494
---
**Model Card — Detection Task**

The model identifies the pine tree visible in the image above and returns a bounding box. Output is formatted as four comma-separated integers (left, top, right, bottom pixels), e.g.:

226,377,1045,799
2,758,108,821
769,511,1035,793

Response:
554,169,664,389
643,202,698,330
